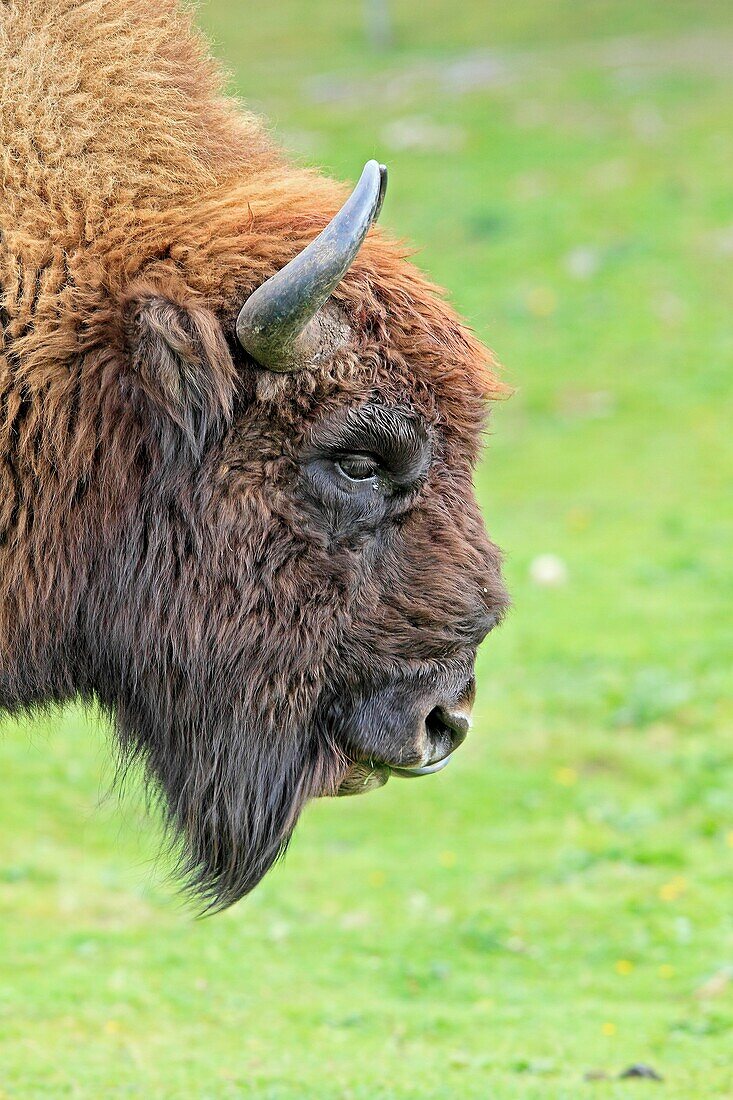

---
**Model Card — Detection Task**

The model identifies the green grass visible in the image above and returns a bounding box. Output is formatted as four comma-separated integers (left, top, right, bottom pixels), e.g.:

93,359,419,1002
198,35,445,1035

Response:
2,1,733,1096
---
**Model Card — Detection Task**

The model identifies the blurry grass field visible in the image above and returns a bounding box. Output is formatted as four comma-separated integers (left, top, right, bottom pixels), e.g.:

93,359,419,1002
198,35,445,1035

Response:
2,0,733,1096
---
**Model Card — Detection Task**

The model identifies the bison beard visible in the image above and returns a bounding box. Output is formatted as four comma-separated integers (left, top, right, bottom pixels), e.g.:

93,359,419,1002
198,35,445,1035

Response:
0,0,509,909
117,697,346,912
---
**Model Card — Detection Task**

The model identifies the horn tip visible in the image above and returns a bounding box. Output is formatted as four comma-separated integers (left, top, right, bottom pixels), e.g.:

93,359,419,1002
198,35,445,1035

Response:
370,160,388,223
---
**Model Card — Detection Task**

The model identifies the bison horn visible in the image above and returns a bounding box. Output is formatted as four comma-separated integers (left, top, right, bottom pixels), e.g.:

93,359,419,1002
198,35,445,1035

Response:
236,160,387,372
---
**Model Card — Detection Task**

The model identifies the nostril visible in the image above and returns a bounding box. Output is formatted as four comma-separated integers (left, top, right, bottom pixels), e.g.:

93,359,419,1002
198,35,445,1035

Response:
435,705,471,746
425,704,471,760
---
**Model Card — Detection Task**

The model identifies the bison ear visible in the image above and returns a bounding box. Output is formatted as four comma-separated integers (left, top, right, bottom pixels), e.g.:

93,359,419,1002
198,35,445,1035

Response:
123,285,237,459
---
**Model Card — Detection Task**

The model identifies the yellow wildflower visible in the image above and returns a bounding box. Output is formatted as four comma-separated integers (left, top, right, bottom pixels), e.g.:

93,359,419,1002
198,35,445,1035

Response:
658,876,687,902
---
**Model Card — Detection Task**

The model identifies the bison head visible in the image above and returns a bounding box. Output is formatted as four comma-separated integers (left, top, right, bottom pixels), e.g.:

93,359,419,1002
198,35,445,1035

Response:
2,157,507,908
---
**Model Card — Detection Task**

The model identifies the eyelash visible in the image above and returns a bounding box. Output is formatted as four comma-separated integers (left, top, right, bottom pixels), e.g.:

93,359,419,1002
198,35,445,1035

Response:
334,454,382,484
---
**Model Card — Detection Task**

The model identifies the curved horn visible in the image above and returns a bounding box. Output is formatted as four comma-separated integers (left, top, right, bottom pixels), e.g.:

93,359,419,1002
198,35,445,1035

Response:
236,160,387,372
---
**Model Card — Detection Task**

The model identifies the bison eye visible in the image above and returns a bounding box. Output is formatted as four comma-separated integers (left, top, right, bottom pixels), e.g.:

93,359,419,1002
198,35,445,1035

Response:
334,454,381,484
300,403,432,521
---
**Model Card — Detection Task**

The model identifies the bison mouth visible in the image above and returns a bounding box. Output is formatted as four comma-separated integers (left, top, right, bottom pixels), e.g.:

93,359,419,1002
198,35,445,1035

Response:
336,704,470,795
390,755,453,778
336,753,451,796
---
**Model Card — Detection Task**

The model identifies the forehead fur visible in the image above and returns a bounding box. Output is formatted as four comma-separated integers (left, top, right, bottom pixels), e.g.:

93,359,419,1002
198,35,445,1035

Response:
1,0,503,415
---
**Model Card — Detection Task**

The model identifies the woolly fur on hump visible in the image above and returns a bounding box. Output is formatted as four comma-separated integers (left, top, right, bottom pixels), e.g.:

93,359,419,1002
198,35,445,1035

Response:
0,0,272,218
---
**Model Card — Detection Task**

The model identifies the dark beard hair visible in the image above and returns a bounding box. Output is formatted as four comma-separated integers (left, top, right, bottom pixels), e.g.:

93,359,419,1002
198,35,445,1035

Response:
114,699,349,912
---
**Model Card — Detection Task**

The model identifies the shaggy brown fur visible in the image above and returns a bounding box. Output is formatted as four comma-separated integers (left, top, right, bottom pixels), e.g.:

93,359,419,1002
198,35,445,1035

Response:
0,0,508,908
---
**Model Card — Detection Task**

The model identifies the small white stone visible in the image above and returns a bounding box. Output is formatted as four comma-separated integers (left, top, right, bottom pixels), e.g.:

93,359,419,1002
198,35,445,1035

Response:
529,554,568,587
565,245,600,280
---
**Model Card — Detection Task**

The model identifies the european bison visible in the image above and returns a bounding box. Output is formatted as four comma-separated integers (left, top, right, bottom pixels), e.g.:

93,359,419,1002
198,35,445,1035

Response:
0,0,508,908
